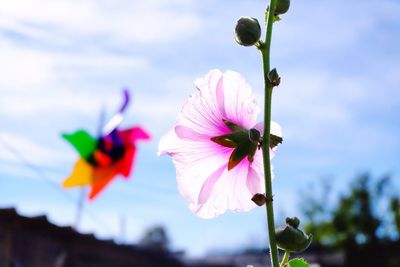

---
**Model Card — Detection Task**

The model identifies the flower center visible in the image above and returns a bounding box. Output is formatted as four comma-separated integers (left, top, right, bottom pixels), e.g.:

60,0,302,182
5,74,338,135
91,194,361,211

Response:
210,120,261,171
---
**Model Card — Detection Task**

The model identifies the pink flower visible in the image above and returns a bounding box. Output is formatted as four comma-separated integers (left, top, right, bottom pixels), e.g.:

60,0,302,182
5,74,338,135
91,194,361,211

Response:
158,70,282,218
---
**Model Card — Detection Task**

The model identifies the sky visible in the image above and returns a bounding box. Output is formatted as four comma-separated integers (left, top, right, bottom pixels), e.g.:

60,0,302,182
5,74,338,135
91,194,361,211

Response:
0,0,399,257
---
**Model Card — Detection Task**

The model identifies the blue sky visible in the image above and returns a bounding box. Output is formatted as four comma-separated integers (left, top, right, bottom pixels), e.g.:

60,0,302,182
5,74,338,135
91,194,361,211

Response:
0,0,399,257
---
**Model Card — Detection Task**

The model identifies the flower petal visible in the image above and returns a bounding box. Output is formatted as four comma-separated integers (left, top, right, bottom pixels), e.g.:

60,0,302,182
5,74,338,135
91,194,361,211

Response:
157,70,280,218
177,70,260,138
189,160,256,219
253,121,282,138
271,121,282,138
178,70,227,137
174,145,230,205
221,71,259,129
158,128,185,156
246,148,267,195
159,127,232,204
198,164,227,204
175,125,209,141
246,166,263,196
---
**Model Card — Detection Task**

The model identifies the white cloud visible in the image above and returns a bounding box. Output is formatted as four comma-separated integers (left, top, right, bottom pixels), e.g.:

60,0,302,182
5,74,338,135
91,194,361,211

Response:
0,132,71,165
0,40,55,88
0,38,149,91
0,0,202,46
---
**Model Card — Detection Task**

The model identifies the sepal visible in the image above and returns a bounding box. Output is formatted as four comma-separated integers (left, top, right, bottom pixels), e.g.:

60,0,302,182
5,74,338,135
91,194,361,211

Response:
275,217,312,253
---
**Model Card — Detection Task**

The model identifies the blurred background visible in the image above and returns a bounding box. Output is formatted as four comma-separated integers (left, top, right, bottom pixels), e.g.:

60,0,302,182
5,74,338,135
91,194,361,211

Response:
0,0,399,266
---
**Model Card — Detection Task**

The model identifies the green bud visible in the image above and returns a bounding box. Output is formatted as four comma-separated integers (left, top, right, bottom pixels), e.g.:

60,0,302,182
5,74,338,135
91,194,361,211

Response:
267,68,281,86
286,217,300,229
234,17,261,46
275,0,290,15
275,217,312,253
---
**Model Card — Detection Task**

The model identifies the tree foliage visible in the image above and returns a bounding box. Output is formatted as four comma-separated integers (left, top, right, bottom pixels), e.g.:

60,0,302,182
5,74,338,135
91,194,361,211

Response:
139,225,170,252
302,174,399,249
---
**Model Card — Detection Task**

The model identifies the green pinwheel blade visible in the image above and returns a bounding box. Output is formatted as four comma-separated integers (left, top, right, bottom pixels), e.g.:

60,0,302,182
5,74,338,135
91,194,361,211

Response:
62,130,97,160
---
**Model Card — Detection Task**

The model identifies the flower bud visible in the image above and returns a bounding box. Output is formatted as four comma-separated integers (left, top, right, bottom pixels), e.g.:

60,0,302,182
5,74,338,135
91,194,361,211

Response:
234,17,261,46
251,193,267,206
286,217,300,228
267,68,281,86
275,0,290,15
275,217,312,253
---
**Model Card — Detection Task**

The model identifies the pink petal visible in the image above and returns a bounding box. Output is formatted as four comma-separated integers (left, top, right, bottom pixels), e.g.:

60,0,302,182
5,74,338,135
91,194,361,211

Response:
177,70,260,138
220,71,259,129
175,125,209,141
215,75,226,118
253,121,282,138
253,121,264,135
189,151,266,219
198,164,227,204
246,149,267,195
159,128,232,205
246,166,262,195
158,128,182,156
174,146,230,205
178,69,227,137
189,161,253,219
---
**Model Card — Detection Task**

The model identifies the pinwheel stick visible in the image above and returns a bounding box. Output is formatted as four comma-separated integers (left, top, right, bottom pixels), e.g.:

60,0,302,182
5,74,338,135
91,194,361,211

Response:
74,187,86,229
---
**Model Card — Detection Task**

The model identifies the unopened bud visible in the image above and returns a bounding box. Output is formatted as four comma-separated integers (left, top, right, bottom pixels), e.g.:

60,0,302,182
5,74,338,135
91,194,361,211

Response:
286,217,300,229
267,68,281,86
275,0,290,15
275,217,312,253
252,194,267,206
235,17,261,46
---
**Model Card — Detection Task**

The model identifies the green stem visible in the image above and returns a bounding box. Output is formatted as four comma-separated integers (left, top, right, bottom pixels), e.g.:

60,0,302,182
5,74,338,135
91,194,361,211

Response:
280,251,291,267
260,0,279,267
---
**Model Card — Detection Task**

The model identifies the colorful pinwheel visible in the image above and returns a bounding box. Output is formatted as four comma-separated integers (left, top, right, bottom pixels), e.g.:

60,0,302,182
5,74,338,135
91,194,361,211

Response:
62,89,150,200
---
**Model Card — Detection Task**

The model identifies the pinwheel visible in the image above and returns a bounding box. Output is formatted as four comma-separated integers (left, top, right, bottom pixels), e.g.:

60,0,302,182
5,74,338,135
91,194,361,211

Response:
62,89,150,200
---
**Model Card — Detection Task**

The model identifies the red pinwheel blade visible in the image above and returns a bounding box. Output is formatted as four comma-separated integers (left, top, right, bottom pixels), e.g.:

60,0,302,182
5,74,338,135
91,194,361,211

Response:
89,166,119,200
120,146,136,179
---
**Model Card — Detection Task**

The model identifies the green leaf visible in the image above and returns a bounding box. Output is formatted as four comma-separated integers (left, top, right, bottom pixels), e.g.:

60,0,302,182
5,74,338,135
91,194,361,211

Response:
288,258,309,267
62,130,97,160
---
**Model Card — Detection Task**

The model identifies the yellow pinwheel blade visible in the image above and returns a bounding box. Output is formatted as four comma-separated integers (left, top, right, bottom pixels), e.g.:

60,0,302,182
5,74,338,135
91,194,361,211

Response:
63,158,93,187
